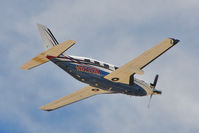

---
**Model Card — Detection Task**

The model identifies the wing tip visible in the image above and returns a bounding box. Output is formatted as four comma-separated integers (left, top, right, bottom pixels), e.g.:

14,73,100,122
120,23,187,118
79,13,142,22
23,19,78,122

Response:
20,65,29,70
39,106,53,111
169,38,180,45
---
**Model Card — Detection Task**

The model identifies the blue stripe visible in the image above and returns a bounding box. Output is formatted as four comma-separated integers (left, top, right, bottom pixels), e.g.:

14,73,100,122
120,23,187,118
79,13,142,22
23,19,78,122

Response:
100,70,110,77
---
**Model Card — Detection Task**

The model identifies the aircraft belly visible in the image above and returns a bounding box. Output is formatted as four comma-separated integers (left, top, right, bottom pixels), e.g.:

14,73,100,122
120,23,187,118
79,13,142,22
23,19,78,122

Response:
54,61,147,96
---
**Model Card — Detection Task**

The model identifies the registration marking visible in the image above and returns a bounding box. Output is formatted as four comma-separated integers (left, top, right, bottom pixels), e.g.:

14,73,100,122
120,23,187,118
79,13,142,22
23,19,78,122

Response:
76,65,100,75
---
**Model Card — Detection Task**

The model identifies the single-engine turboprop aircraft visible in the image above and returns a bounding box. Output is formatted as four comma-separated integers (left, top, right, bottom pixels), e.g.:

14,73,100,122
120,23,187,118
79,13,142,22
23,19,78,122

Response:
21,24,179,111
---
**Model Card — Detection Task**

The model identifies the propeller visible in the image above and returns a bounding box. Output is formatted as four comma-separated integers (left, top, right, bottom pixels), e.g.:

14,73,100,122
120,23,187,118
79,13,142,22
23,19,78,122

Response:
147,94,153,108
150,74,159,88
148,74,159,108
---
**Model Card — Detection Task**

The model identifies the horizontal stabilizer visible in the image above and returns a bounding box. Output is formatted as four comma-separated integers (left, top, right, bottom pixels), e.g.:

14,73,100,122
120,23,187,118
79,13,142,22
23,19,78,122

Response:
20,40,76,70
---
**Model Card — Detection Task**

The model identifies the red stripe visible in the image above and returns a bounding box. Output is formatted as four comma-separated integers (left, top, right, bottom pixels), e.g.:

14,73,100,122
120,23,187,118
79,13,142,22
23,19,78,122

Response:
46,55,56,59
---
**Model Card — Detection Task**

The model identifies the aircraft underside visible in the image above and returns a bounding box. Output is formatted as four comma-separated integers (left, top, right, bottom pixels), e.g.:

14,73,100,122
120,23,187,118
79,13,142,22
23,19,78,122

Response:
51,57,147,96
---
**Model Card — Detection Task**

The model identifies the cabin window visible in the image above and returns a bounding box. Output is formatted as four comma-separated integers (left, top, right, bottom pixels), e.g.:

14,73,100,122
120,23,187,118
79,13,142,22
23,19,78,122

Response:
104,64,109,69
84,59,90,62
94,61,100,66
114,66,119,70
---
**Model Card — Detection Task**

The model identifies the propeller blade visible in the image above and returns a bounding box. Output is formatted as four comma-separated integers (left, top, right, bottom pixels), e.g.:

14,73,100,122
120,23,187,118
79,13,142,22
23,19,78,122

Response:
153,74,159,87
150,74,159,88
147,94,153,108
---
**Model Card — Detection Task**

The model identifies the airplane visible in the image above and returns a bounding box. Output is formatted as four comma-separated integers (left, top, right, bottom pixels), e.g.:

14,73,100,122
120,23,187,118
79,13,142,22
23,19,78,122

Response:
20,24,180,111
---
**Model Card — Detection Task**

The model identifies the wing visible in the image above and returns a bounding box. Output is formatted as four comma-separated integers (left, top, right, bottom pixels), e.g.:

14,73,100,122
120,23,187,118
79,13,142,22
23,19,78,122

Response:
105,38,179,84
40,86,112,111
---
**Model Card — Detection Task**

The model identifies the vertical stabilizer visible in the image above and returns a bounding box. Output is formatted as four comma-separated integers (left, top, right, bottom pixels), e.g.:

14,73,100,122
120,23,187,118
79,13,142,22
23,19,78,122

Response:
37,24,59,49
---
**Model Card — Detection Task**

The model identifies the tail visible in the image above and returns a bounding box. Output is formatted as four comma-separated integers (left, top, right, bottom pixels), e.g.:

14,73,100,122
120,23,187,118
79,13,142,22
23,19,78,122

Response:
37,24,59,49
20,24,76,70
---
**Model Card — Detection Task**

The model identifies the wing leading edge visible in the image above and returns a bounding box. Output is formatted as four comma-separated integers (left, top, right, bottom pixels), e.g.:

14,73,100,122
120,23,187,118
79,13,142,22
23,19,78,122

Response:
40,86,113,111
105,38,179,84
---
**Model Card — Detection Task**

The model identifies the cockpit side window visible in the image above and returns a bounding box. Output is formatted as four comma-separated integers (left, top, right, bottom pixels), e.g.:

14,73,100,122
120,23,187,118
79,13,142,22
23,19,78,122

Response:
114,66,119,70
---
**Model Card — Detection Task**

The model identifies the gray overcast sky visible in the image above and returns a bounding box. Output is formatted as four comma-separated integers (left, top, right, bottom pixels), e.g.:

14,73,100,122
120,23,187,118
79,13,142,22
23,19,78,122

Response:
0,0,199,133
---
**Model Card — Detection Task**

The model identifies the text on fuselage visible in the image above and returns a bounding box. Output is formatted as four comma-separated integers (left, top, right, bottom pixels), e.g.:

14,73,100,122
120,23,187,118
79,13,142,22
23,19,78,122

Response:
76,65,100,75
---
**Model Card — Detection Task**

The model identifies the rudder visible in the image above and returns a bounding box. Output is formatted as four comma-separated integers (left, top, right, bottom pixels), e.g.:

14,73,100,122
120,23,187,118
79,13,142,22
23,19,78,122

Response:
37,24,59,49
